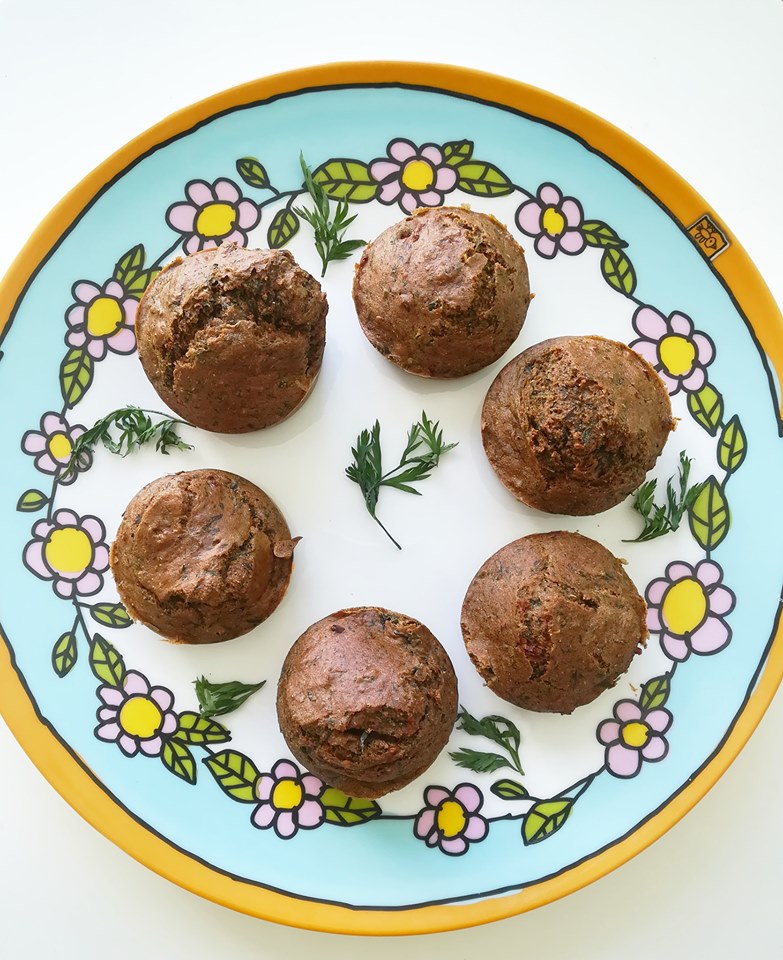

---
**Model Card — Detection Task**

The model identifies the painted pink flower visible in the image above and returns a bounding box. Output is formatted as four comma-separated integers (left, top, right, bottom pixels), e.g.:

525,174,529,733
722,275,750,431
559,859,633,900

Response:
516,183,585,258
370,139,458,213
630,304,715,394
252,759,326,839
65,279,138,360
23,509,109,598
21,412,91,483
166,179,260,254
598,700,672,778
414,784,488,856
646,560,735,662
95,671,177,757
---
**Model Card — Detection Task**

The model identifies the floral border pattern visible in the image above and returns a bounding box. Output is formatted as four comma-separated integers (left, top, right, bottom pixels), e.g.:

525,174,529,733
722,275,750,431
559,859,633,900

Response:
16,136,741,854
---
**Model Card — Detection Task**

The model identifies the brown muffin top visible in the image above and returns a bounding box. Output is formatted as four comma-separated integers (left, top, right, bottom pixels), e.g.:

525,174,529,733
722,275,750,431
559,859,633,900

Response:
110,469,297,644
461,532,647,714
482,335,674,515
352,207,530,378
277,607,458,798
137,243,327,433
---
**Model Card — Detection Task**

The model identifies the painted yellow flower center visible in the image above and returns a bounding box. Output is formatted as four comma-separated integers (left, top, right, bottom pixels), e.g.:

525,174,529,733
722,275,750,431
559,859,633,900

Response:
196,201,237,238
86,296,123,337
621,721,650,749
44,527,92,574
542,206,566,236
401,159,435,192
436,800,466,838
272,778,303,810
119,696,162,738
47,432,73,461
659,334,696,376
662,577,708,635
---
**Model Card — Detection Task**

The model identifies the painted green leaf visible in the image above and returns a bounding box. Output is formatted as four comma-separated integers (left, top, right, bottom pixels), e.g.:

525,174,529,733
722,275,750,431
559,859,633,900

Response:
113,244,144,283
16,489,48,512
639,674,671,711
203,750,261,802
687,384,724,436
312,159,378,203
161,739,197,784
90,602,132,629
456,161,514,197
688,475,729,549
60,347,94,408
88,632,126,688
523,799,573,845
267,208,300,248
582,220,627,248
124,268,159,295
321,787,381,826
490,779,529,801
718,415,747,473
173,711,231,745
600,248,636,295
52,632,77,678
443,139,474,167
235,157,269,189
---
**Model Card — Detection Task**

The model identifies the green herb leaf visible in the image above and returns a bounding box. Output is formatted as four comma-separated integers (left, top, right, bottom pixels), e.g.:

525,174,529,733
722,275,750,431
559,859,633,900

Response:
17,489,49,512
321,787,381,825
60,347,94,407
523,799,573,845
90,602,132,629
455,708,524,775
203,750,261,802
581,220,628,248
267,207,300,248
688,475,730,550
345,411,457,549
639,674,671,711
449,747,512,775
64,406,192,478
52,632,77,678
89,633,126,688
161,739,197,784
194,676,265,719
294,153,367,276
688,384,724,436
173,711,231,745
490,779,529,801
235,157,269,189
718,415,747,473
601,247,637,295
625,451,705,542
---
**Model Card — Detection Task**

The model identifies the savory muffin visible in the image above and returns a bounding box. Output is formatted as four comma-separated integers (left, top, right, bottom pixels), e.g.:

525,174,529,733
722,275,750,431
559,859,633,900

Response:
136,243,327,433
111,469,298,644
482,335,674,515
352,207,530,378
277,607,458,798
461,532,647,714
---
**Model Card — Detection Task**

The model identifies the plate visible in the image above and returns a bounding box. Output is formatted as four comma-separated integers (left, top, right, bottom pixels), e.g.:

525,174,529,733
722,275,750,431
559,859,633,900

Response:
1,63,782,935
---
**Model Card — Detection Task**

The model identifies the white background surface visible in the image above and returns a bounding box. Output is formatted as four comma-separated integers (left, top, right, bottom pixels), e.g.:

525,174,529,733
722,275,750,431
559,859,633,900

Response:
1,0,782,955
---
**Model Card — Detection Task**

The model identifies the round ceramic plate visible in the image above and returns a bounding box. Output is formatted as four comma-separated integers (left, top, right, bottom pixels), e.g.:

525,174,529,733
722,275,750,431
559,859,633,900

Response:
2,63,782,935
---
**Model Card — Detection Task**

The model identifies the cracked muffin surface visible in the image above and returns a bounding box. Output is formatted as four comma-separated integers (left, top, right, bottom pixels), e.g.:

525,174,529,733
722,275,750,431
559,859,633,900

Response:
481,335,674,515
110,469,297,644
277,607,458,798
352,207,530,378
137,243,327,433
461,532,647,714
